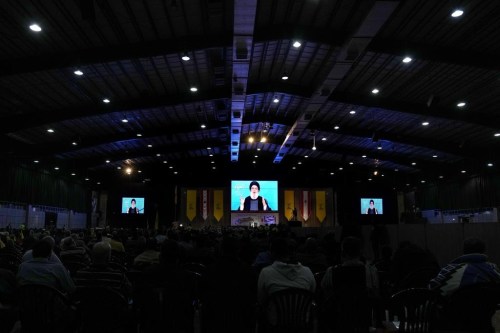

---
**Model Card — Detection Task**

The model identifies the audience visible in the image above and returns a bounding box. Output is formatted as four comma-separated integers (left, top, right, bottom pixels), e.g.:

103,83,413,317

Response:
17,239,75,294
257,237,316,305
429,238,500,296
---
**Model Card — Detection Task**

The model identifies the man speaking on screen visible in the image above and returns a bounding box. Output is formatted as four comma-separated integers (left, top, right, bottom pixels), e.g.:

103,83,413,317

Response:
239,181,271,211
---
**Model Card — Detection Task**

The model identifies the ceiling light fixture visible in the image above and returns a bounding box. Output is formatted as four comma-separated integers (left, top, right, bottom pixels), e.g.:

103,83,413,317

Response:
273,97,280,103
422,121,430,126
495,133,500,137
54,167,59,170
260,136,267,143
281,72,289,80
190,87,198,92
377,144,382,150
200,124,206,129
461,170,466,173
147,144,153,148
372,88,380,94
29,24,42,32
137,133,142,137
334,126,340,130
451,9,464,17
293,41,301,48
362,155,367,158
402,56,412,63
349,110,356,115
181,53,190,61
34,160,39,163
321,137,327,141
121,119,128,123
47,129,54,133
102,98,110,103
72,142,78,146
411,162,416,166
125,167,132,175
457,102,466,107
487,163,493,167
312,134,316,150
432,154,438,158
74,70,83,76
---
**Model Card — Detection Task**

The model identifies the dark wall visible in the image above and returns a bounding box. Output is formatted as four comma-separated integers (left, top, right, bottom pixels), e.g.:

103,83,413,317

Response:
0,160,87,211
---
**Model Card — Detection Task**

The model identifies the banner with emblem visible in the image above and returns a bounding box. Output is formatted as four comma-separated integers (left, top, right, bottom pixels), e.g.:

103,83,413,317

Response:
284,190,295,220
202,190,208,221
186,190,197,222
315,191,326,223
213,190,223,222
301,190,311,221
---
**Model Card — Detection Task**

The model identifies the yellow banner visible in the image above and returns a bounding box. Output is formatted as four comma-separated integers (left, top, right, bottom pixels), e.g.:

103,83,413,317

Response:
284,190,295,220
316,191,326,223
213,190,223,222
186,190,197,221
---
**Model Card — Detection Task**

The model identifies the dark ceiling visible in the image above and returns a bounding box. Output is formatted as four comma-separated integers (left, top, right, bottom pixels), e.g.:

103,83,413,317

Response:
1,0,500,187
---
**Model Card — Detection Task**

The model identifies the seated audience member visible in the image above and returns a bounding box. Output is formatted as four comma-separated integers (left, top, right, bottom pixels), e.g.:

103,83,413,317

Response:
429,238,500,296
392,241,439,290
0,268,18,332
75,241,131,298
257,237,316,305
374,245,393,272
17,239,75,294
103,231,125,253
59,236,91,266
321,236,379,298
133,238,160,269
22,235,62,264
296,237,328,273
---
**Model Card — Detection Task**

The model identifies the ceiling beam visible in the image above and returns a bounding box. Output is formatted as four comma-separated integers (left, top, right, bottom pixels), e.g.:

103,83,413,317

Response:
272,1,400,164
230,0,258,162
328,91,498,129
0,34,232,77
369,38,500,72
1,87,230,134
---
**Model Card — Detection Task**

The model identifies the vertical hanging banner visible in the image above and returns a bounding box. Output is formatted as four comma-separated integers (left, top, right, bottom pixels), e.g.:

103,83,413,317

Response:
213,190,223,222
202,190,208,221
284,190,295,220
186,190,197,222
316,191,326,223
301,190,311,221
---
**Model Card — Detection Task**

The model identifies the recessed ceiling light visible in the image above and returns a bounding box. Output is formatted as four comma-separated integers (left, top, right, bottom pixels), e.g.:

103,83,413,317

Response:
252,161,256,164
432,155,438,158
293,41,301,48
334,126,340,130
54,167,59,170
451,9,464,17
339,167,343,170
281,73,289,80
402,56,412,63
211,161,215,164
422,121,429,126
304,155,308,158
248,137,254,143
457,102,466,107
85,178,89,181
273,98,280,103
137,133,142,137
72,142,77,146
121,119,128,123
200,124,206,129
163,161,167,164
74,70,83,76
71,173,76,176
312,146,316,151
368,178,372,181
169,166,173,169
439,175,444,179
174,171,178,174
207,147,212,150
372,88,380,94
117,166,121,170
147,144,152,148
257,148,261,151
349,110,356,115
292,166,296,170
488,163,493,167
34,160,39,163
461,170,466,173
29,24,42,32
377,145,382,150
156,153,161,157
349,162,354,165
373,171,378,176
190,87,198,92
138,170,142,173
125,167,132,174
181,54,190,61
421,180,426,183
260,137,267,143
47,129,54,133
362,155,367,158
298,162,302,165
330,172,334,175
494,133,500,137
209,154,213,157
394,168,399,172
411,162,416,166
97,182,101,185
105,160,110,163
321,137,327,141
406,183,410,186
102,98,110,103
254,155,258,158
